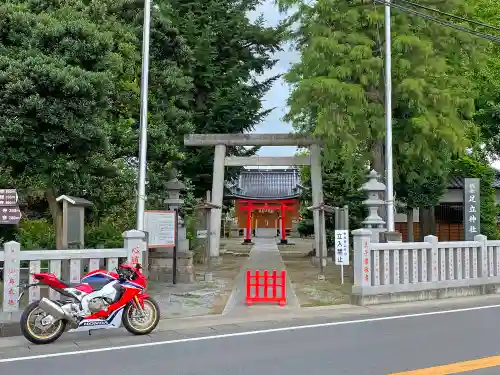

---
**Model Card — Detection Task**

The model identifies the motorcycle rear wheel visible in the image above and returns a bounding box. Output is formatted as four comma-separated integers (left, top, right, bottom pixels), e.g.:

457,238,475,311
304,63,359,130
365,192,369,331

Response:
20,301,66,345
122,297,160,335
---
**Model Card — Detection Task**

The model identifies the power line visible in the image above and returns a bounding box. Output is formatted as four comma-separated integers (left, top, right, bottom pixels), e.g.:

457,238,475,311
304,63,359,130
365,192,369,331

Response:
373,0,500,44
396,0,500,33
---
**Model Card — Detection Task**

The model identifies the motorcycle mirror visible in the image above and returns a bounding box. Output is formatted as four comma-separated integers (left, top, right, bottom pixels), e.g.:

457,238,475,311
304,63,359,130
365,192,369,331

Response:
135,263,142,270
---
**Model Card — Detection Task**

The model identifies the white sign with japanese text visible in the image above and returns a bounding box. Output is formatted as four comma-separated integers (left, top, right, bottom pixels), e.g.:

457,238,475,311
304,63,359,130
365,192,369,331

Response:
334,230,349,265
196,229,208,239
144,210,176,248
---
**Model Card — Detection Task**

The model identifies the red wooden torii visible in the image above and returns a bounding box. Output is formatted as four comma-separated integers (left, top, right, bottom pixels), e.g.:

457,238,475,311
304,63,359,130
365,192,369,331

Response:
239,199,296,244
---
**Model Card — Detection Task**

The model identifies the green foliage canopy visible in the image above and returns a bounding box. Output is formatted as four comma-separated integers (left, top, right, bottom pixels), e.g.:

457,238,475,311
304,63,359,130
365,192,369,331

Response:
0,0,143,248
278,0,489,229
167,0,285,196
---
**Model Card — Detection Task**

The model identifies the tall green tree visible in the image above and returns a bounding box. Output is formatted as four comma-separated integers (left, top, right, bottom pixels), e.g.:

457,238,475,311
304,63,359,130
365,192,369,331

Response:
166,0,285,196
0,0,194,245
470,0,500,159
108,0,194,204
298,151,366,246
395,166,448,240
278,0,486,230
0,0,139,246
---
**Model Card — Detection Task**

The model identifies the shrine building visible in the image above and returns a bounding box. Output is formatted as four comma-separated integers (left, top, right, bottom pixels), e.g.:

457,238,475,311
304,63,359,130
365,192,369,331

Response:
225,168,302,244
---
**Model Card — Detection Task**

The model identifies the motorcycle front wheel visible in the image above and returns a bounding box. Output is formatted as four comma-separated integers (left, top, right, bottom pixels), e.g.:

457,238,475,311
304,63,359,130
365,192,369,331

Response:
20,301,66,345
122,297,160,335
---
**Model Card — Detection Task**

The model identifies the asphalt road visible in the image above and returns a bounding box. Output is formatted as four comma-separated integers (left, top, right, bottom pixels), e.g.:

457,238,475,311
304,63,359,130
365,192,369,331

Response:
2,304,500,374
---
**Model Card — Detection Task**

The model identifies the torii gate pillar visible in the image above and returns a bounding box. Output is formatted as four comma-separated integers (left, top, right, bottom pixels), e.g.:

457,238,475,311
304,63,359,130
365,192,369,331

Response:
210,144,226,258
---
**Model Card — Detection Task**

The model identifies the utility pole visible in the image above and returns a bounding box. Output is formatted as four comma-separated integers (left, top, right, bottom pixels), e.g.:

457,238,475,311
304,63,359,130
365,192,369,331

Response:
136,0,152,231
384,0,395,232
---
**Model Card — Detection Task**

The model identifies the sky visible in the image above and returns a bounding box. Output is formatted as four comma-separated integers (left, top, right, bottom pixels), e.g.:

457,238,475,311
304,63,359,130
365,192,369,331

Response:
248,1,299,159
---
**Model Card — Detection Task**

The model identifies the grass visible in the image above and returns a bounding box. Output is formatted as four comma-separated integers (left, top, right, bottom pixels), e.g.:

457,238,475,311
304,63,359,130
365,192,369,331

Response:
283,255,353,307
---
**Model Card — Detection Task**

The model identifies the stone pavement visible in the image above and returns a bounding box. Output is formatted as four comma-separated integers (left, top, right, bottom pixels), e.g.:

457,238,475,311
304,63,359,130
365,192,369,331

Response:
147,279,227,318
222,237,300,315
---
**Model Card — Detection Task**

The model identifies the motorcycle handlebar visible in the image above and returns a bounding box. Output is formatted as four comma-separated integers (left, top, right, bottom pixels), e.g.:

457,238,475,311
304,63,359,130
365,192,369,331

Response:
116,264,140,281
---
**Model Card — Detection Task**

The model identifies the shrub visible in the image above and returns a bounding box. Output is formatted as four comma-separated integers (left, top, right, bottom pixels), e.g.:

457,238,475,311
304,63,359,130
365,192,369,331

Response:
15,219,56,249
297,219,314,237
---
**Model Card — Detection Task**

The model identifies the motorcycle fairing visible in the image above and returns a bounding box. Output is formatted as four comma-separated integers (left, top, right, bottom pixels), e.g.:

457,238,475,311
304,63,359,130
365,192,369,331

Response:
67,306,125,332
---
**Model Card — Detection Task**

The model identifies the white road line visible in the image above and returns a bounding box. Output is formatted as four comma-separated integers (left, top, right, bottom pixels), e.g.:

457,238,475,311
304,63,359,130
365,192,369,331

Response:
2,303,500,364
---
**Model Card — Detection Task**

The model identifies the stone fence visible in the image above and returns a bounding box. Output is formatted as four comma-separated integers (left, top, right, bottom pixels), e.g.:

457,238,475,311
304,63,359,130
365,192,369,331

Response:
0,230,147,313
352,229,500,305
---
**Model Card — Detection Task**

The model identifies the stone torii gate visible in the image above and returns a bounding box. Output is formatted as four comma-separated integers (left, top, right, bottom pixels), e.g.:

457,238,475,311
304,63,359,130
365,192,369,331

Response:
184,133,326,262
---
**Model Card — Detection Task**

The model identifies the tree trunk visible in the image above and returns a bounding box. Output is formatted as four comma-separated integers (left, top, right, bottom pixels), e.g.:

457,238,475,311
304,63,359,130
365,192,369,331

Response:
407,209,414,242
419,206,436,241
371,139,385,181
46,188,63,249
371,139,386,222
429,206,436,236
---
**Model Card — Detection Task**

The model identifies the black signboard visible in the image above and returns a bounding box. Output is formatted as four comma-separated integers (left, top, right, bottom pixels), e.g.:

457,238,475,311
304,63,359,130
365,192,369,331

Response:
464,178,480,241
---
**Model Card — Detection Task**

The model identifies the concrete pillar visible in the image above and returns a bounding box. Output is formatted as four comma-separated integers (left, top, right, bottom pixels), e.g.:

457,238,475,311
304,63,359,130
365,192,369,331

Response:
2,241,21,312
424,235,439,282
210,144,226,257
475,234,489,278
310,144,326,259
123,229,146,266
352,229,372,289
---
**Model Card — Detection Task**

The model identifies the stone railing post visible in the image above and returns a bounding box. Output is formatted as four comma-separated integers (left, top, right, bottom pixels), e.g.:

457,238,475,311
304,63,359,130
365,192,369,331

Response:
3,241,21,312
475,234,488,278
352,229,372,288
424,235,439,282
123,230,146,267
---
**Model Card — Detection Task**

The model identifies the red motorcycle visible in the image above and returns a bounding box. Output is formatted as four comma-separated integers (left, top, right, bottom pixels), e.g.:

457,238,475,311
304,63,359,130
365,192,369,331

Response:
18,263,160,344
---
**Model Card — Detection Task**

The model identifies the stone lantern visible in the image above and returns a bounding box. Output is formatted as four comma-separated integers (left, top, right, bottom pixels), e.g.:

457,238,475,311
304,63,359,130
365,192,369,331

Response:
165,177,185,210
149,174,194,284
164,176,188,254
360,170,386,243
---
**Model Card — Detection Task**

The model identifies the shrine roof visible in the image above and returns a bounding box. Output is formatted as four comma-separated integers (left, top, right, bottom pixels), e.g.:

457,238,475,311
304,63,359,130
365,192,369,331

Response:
225,168,302,200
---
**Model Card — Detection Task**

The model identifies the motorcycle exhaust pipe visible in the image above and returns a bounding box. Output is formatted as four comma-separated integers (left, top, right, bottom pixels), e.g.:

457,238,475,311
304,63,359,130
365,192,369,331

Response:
38,297,70,320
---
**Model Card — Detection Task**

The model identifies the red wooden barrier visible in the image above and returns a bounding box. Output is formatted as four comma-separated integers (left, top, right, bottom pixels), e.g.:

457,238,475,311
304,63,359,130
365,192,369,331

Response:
245,269,286,307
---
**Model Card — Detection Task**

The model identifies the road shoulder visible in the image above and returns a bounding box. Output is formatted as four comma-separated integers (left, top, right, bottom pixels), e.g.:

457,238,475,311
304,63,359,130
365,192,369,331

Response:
2,294,500,357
